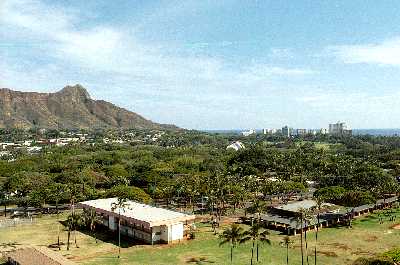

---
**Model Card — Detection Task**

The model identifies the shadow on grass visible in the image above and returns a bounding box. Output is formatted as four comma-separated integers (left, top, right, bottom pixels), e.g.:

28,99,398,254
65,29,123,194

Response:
186,256,216,264
59,221,145,248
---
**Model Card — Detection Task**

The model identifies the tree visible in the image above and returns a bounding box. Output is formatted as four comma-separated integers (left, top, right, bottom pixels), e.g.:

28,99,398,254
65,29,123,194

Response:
219,224,244,264
82,208,102,243
295,209,305,265
48,183,66,214
111,197,130,259
66,212,82,250
240,221,271,265
300,208,314,265
0,187,9,217
312,197,324,265
106,185,151,204
280,236,294,265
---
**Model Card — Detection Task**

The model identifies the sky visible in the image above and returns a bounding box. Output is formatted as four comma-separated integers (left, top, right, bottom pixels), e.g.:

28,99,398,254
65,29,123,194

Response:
1,0,400,130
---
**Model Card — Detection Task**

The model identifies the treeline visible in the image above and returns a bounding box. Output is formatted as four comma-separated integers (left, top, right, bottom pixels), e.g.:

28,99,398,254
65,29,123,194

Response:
0,131,399,216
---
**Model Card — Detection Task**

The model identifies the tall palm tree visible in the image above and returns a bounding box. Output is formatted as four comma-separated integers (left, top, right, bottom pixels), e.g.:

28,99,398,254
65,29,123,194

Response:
0,189,9,217
313,198,324,265
240,221,271,265
66,212,82,250
251,199,266,222
83,208,102,243
280,236,294,265
300,208,315,265
111,197,130,259
219,223,244,264
295,210,305,265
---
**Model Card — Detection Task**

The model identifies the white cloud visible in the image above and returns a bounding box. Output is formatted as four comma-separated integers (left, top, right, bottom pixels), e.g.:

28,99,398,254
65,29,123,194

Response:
328,37,400,66
1,0,320,129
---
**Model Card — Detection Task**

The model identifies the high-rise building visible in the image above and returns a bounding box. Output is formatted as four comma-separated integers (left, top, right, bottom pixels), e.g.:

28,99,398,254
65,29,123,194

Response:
328,122,352,136
263,128,277,135
296,129,307,135
282,126,293,137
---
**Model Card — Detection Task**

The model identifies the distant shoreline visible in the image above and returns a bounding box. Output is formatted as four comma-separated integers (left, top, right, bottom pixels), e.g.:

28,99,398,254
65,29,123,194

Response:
202,128,400,136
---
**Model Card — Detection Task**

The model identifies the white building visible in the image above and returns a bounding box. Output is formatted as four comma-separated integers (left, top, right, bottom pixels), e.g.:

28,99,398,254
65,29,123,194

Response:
227,141,245,151
241,129,256,136
263,128,277,135
78,198,195,244
328,122,352,136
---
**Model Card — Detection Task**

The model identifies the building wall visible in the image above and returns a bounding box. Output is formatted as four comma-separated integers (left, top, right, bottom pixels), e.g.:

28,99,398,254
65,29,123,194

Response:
170,223,184,242
121,224,152,243
160,225,169,243
109,215,117,230
152,226,162,243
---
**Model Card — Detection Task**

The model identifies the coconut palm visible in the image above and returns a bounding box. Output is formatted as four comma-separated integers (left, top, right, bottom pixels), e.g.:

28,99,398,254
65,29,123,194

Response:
219,223,244,264
313,198,324,265
300,208,315,265
66,212,82,250
111,197,130,258
240,221,271,265
83,208,102,243
295,210,305,265
280,236,294,265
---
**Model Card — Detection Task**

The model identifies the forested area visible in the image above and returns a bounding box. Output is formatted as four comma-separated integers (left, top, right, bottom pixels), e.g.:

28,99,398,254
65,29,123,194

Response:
0,130,399,217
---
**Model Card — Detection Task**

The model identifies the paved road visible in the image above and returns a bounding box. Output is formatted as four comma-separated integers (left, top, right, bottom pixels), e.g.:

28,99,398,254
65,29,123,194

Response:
0,204,70,214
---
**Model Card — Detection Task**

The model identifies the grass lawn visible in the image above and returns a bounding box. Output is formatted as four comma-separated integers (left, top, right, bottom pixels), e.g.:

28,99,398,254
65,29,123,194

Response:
1,208,400,265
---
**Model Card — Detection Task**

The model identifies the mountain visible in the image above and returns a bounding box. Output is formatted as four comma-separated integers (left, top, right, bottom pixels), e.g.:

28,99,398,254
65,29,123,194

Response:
0,85,178,130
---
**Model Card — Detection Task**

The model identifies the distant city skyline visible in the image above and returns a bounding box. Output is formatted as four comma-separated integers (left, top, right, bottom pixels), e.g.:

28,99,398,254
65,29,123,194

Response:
2,1,400,130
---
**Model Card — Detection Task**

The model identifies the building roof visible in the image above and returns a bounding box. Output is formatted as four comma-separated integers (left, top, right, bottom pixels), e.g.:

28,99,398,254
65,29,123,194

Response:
79,198,196,227
6,247,76,265
275,199,336,213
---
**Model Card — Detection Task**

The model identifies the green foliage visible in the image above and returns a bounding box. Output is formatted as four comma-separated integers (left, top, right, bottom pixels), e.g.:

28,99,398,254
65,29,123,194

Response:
352,257,395,265
382,248,400,263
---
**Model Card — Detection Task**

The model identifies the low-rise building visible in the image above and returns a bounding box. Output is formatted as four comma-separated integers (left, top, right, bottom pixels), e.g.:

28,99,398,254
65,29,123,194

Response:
227,141,245,151
78,198,196,244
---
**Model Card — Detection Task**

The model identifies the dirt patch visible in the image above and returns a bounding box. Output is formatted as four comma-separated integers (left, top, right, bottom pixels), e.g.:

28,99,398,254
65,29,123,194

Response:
326,243,350,251
365,235,378,242
317,250,338,257
390,223,400,230
351,250,374,256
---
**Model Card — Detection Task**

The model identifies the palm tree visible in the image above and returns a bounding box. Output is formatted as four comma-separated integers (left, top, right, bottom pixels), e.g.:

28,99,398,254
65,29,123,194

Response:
240,221,271,265
111,197,130,259
280,236,294,265
83,208,102,243
0,189,9,217
219,223,244,264
313,198,324,265
249,199,265,222
295,210,305,265
49,183,66,250
66,212,82,250
300,208,315,265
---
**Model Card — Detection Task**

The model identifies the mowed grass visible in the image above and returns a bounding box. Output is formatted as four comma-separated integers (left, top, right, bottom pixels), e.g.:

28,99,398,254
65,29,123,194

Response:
1,208,400,265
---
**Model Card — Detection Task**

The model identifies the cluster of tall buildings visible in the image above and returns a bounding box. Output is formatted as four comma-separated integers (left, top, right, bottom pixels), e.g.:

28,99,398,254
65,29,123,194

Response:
241,121,352,137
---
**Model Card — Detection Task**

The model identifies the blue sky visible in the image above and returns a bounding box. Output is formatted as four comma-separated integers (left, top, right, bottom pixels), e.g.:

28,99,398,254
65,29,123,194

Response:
1,0,400,129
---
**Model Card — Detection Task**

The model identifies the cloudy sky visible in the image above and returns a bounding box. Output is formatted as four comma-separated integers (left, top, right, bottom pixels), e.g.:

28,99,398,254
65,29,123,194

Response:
1,0,400,129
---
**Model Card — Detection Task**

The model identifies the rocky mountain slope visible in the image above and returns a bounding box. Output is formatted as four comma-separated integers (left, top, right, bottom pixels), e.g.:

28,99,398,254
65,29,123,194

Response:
0,85,176,130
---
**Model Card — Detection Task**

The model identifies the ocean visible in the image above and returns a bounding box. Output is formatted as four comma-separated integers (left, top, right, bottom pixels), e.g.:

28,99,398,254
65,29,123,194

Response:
204,129,400,136
352,129,400,136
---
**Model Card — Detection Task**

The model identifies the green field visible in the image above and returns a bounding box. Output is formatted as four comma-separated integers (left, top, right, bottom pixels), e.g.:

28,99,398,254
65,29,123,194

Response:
1,209,400,265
